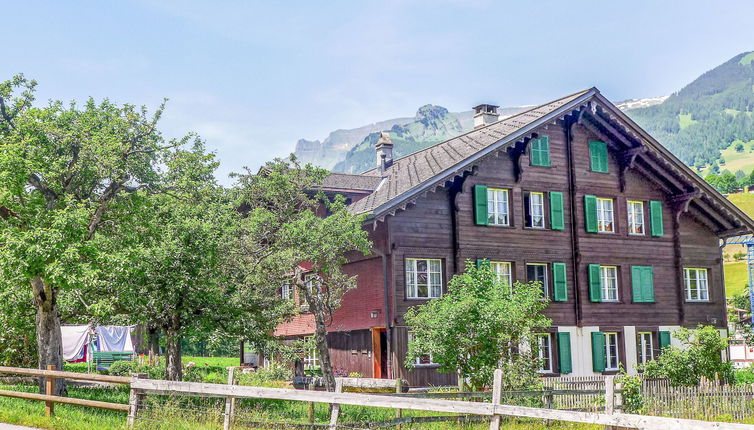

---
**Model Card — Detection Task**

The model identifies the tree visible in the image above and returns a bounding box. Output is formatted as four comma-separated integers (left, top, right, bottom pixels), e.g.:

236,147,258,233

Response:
404,261,551,391
735,142,745,152
234,158,371,391
0,75,194,393
640,325,734,385
100,144,293,380
705,173,739,193
728,290,753,344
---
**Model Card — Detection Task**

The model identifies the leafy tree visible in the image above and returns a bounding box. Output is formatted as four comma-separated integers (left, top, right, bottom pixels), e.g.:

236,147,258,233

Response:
234,158,371,391
0,75,195,393
99,144,287,380
735,143,745,152
705,173,738,193
728,290,753,344
640,325,734,385
404,261,551,391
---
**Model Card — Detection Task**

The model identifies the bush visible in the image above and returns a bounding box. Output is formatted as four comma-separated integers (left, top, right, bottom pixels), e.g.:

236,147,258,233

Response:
237,362,292,387
734,366,754,385
640,325,734,385
108,361,137,376
619,374,643,413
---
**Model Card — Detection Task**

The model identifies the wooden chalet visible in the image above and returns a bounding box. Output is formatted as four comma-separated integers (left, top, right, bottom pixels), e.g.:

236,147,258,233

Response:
274,88,754,387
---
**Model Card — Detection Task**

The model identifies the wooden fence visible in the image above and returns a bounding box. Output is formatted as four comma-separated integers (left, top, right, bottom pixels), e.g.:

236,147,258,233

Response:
642,379,754,421
1,366,753,429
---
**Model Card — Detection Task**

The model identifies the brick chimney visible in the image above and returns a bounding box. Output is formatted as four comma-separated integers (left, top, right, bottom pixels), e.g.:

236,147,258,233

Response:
376,131,394,173
473,104,500,129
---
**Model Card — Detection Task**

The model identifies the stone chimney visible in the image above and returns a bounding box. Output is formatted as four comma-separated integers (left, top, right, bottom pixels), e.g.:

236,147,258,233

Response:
473,104,500,129
376,131,394,173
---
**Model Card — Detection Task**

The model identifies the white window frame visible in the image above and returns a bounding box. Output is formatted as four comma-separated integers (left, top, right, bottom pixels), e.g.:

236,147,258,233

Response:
637,332,653,364
304,336,318,368
537,334,553,373
597,198,614,233
627,200,645,235
406,258,443,299
281,283,292,300
527,263,548,297
605,332,619,371
304,274,319,295
487,188,510,226
529,192,546,229
491,261,513,289
684,268,709,302
408,332,437,366
600,266,619,302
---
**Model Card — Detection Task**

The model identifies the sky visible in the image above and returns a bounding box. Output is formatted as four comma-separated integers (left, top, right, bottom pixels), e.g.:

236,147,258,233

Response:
3,1,754,182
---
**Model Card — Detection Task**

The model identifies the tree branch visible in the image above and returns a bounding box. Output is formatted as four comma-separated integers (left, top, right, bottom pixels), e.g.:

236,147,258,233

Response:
0,96,14,129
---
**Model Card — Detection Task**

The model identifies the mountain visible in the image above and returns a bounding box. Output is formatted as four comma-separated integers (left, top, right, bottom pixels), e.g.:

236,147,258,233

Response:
625,51,754,173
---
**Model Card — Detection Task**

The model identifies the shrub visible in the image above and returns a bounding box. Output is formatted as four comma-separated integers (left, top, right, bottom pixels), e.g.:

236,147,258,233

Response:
734,366,754,385
619,374,644,413
108,361,137,376
640,325,734,385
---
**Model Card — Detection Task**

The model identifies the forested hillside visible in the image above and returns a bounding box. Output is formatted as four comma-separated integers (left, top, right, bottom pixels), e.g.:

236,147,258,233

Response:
626,52,754,171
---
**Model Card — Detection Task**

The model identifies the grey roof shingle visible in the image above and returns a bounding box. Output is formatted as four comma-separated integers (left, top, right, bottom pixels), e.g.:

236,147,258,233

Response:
321,173,383,192
347,88,594,217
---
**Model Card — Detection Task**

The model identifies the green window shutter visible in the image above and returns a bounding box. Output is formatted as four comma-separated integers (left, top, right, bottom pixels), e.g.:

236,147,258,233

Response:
588,264,602,302
552,262,567,302
642,266,655,302
631,266,654,303
531,136,551,167
589,141,608,173
584,195,598,233
591,332,606,372
550,191,564,230
557,332,572,374
476,258,490,269
650,200,664,237
659,331,671,349
474,185,488,226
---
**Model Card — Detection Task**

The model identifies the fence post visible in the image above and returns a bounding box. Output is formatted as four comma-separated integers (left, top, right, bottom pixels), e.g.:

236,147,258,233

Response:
308,382,315,424
223,366,236,430
489,368,502,430
45,365,55,417
395,379,403,430
328,379,343,430
604,375,615,430
127,373,147,428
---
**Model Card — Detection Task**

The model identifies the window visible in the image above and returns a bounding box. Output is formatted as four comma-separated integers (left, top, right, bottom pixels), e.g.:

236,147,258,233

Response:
527,263,548,296
684,268,709,302
600,266,619,302
605,332,619,371
530,136,551,167
406,258,442,299
304,274,319,294
304,336,318,368
525,192,546,229
408,332,436,366
637,332,654,364
627,201,645,235
281,283,292,300
596,198,614,233
537,334,553,373
491,261,513,289
487,188,510,226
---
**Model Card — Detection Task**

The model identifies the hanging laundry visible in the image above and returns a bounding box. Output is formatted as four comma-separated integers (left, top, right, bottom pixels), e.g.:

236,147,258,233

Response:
61,324,92,361
97,325,135,352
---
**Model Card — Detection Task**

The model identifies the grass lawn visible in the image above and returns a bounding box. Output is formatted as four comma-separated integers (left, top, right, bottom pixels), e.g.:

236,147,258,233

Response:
182,356,239,367
725,261,748,297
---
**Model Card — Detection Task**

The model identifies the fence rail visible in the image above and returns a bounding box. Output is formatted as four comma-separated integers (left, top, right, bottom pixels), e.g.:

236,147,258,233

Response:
1,366,753,429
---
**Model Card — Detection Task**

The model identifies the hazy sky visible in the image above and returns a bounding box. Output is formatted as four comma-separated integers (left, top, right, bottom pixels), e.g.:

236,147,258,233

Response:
3,1,754,182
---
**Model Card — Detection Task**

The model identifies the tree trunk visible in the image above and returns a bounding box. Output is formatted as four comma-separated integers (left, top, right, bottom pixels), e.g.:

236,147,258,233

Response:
164,325,182,381
31,276,66,396
147,325,160,356
311,301,336,392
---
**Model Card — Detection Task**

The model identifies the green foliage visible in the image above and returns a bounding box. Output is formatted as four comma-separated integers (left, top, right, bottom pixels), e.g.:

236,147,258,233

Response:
736,143,745,152
627,51,754,169
107,360,137,376
734,366,754,385
640,325,734,385
404,260,551,391
237,362,293,388
728,290,753,344
705,173,739,193
618,374,644,413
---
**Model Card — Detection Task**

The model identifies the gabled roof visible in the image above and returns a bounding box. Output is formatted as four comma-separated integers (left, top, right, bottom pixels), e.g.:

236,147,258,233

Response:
329,87,754,237
348,88,594,216
320,172,382,192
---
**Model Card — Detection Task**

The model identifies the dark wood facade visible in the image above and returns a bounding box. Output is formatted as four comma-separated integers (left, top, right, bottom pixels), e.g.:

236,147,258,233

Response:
275,90,751,387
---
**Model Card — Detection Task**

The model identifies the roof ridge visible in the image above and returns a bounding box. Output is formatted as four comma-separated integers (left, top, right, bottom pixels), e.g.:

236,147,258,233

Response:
359,88,593,176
